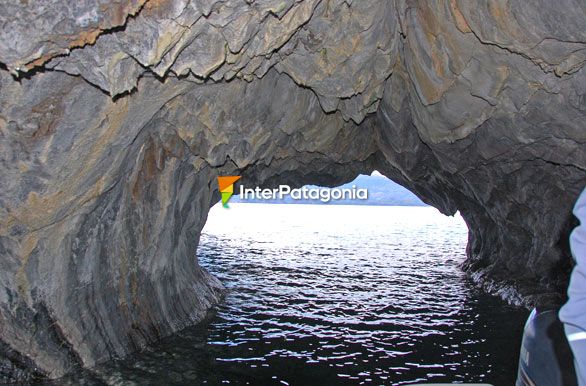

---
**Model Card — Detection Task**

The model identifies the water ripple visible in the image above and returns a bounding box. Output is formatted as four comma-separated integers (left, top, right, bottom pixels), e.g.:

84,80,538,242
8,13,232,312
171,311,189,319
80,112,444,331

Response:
60,204,528,386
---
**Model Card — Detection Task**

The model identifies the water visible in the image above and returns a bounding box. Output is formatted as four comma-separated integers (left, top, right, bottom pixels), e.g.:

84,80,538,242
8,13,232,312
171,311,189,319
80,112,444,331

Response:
60,204,529,385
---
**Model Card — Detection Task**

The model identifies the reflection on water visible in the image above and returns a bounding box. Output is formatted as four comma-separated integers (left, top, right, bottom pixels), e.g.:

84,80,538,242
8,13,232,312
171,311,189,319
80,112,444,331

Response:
58,204,528,385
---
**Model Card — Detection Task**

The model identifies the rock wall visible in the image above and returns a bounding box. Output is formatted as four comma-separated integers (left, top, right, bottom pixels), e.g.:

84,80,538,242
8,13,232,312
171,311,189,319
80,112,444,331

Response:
0,0,585,381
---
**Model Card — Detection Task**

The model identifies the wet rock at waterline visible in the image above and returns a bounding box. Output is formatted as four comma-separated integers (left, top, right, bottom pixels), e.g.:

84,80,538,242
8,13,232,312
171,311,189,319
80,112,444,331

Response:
0,0,585,381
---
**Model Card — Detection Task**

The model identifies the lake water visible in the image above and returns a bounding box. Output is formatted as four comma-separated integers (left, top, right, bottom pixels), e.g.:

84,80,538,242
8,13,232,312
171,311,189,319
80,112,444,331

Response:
59,203,529,385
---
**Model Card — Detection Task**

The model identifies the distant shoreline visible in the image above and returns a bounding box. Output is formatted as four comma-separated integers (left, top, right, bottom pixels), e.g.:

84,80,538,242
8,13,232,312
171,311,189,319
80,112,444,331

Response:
230,173,428,207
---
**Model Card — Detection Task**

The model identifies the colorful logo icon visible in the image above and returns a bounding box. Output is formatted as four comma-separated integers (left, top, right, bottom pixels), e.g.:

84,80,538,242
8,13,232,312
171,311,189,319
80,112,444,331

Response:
217,176,241,208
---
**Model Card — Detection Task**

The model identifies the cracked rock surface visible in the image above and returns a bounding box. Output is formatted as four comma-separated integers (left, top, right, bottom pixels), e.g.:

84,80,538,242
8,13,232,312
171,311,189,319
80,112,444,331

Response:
0,0,585,381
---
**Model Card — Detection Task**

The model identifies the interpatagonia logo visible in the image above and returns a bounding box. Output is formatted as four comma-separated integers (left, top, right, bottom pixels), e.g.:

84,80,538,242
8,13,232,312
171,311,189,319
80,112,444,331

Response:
217,176,241,208
218,175,369,207
240,184,368,202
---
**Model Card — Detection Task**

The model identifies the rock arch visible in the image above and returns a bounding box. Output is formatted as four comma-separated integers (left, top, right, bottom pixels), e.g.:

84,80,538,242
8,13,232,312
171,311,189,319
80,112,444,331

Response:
0,0,584,380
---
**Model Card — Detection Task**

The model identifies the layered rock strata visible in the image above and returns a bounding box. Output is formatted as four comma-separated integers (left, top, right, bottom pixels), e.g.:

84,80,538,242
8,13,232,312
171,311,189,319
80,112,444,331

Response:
0,0,585,381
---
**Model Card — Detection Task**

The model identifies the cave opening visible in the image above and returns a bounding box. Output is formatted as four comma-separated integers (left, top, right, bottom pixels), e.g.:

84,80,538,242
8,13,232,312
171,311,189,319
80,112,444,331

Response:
54,172,530,385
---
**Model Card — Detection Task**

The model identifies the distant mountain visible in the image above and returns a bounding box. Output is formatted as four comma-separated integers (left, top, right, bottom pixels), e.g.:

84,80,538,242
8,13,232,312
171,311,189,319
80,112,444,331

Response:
342,174,427,206
231,173,427,206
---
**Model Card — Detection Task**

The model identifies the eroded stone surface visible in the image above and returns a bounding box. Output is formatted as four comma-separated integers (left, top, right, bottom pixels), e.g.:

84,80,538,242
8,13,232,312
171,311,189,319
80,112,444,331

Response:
0,0,585,381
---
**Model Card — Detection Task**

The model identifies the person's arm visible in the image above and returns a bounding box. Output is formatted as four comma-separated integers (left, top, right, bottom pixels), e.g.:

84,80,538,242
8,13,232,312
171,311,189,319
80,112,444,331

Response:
560,187,586,385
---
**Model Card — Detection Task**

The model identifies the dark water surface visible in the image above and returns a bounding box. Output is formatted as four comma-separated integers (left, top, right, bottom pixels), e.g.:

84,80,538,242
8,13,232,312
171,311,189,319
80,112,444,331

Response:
58,204,529,385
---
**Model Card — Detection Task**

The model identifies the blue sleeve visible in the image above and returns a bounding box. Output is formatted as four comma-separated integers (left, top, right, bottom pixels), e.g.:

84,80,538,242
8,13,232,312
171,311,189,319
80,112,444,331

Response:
560,186,586,385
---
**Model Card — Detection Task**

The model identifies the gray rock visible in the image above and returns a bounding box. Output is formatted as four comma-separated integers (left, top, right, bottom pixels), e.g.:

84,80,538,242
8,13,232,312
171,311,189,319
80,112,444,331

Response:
0,0,585,381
